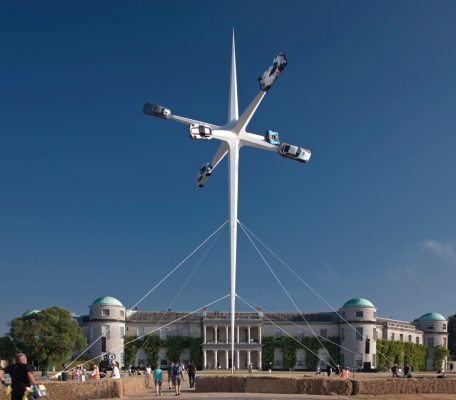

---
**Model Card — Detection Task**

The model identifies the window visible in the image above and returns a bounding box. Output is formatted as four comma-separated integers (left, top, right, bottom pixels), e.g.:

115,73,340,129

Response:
356,327,363,341
274,328,282,338
137,327,144,337
160,328,167,340
355,353,363,367
341,328,345,341
372,353,376,368
102,309,110,317
320,329,327,339
399,334,403,342
102,325,110,339
296,328,304,340
408,335,412,343
356,311,364,318
443,324,447,330
416,337,420,345
182,326,190,337
427,325,434,330
120,310,125,318
373,328,377,340
444,337,447,348
390,333,395,341
427,337,434,348
120,326,125,338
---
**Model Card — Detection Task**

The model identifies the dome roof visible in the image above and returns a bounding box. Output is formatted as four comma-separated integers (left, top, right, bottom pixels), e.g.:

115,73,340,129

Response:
92,296,123,307
21,310,40,318
418,312,446,321
342,298,375,309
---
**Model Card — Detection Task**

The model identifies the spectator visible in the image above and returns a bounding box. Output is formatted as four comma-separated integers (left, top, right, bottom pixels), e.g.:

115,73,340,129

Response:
153,364,163,396
0,353,38,400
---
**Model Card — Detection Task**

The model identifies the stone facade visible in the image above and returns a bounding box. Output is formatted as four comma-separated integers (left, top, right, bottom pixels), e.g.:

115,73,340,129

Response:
77,296,448,371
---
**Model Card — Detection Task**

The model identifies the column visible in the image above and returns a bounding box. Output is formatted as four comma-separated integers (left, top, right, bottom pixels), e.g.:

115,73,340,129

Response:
248,326,251,343
259,326,262,343
247,350,251,368
237,326,240,343
203,326,207,343
214,325,218,343
214,350,218,369
226,326,229,343
225,350,229,369
236,351,240,369
203,350,207,369
258,351,262,370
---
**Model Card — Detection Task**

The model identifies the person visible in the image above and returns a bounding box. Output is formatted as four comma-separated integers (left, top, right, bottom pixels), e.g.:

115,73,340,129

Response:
403,363,411,378
128,365,133,376
248,362,252,374
173,360,182,396
391,364,398,378
111,361,120,379
326,364,332,376
91,364,100,380
187,363,196,389
153,364,163,397
168,363,174,390
315,366,321,375
146,365,152,376
268,362,272,374
0,353,38,400
335,364,340,376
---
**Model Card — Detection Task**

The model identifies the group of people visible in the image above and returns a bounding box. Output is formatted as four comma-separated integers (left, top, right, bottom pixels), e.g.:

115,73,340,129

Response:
315,364,351,378
149,361,196,397
391,363,412,378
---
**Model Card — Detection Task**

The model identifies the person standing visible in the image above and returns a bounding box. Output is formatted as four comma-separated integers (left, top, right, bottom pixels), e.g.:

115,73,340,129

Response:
326,364,332,377
91,364,100,380
268,362,272,374
153,364,163,396
391,364,398,378
111,362,120,379
0,353,38,400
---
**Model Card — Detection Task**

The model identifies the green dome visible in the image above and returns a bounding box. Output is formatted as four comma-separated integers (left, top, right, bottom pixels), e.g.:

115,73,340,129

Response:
342,298,375,309
21,310,40,318
418,312,446,321
92,296,123,307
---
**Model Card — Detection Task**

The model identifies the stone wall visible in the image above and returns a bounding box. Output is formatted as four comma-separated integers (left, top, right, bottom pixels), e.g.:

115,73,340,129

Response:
0,376,153,400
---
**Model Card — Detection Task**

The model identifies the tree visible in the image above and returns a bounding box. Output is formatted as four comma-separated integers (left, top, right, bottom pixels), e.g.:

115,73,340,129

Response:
0,336,16,362
447,314,456,356
432,345,449,371
9,307,86,370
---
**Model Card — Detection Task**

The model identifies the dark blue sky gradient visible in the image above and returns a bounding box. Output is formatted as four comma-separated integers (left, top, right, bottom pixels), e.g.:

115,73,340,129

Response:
1,1,456,333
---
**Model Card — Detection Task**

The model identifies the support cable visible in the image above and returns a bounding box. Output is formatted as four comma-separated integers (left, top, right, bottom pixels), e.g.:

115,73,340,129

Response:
238,221,337,368
237,294,333,369
138,226,225,360
61,293,230,374
65,219,228,371
239,220,394,368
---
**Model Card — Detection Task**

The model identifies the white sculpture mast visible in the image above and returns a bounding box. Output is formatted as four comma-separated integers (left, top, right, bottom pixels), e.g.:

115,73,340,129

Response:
144,31,310,373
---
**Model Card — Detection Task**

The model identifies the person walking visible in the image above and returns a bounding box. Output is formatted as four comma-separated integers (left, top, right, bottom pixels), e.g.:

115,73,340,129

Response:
173,361,182,396
187,363,196,389
168,363,174,390
153,364,163,396
0,353,38,400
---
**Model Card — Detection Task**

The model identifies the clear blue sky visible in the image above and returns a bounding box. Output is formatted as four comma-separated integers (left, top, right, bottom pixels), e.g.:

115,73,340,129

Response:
1,1,456,334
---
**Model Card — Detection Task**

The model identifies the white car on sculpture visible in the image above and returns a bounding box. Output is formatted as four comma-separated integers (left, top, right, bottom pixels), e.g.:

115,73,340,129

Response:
258,52,287,91
189,123,213,140
196,163,213,187
279,143,311,163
